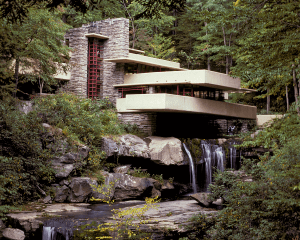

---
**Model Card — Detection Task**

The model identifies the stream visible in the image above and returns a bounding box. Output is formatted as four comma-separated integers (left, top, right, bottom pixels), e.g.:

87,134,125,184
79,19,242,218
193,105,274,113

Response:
41,201,145,240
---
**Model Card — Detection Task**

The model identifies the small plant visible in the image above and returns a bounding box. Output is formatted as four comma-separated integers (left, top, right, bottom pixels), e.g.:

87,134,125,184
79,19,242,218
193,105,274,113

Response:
128,167,151,178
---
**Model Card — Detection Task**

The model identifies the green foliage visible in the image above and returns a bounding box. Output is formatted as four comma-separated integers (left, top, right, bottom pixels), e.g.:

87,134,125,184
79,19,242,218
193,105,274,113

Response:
0,99,55,207
33,93,124,147
183,138,203,163
128,167,165,184
0,8,71,96
189,110,300,239
75,197,160,239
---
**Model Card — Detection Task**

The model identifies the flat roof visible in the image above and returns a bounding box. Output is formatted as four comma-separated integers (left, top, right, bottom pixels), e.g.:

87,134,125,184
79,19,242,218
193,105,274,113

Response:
85,33,109,39
105,53,186,71
129,48,145,54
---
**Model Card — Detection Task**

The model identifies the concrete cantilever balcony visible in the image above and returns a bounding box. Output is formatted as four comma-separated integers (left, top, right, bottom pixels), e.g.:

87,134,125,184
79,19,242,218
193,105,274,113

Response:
117,93,257,119
115,69,248,92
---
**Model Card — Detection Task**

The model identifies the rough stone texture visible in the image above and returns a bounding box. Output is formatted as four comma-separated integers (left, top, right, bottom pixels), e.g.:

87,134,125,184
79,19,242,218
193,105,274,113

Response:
43,203,91,213
68,177,96,203
63,26,89,97
2,228,25,240
215,119,256,136
118,112,157,136
113,173,154,201
17,101,33,115
52,164,74,179
64,18,129,103
0,219,5,230
42,195,52,204
145,136,186,165
101,134,150,159
51,145,89,178
6,213,43,234
113,200,218,233
190,193,213,207
113,165,131,173
54,185,70,203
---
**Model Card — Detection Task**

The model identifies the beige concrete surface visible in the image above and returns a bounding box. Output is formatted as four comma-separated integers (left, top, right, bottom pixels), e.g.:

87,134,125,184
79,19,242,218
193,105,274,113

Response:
85,33,109,39
115,70,242,91
129,48,145,54
105,53,184,71
117,93,257,119
256,115,283,126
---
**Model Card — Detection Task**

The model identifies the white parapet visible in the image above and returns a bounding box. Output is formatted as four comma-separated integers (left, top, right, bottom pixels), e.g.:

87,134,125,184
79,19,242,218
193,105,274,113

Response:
117,93,257,119
116,70,242,91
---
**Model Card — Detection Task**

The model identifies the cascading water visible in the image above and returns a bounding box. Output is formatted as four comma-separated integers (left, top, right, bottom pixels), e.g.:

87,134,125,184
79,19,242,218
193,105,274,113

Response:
202,142,212,187
215,146,225,172
183,143,197,193
42,226,56,240
228,144,237,169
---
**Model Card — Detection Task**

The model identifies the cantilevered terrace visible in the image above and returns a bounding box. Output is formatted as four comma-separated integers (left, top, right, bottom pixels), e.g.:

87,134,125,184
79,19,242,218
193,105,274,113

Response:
110,67,256,119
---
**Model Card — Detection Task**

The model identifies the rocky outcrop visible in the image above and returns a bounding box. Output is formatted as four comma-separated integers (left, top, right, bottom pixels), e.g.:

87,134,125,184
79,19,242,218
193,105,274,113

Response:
190,192,213,207
145,136,187,165
54,185,70,203
53,172,175,203
68,177,96,203
51,145,89,179
101,134,150,158
112,200,218,234
6,212,43,237
41,123,90,179
113,173,154,201
2,228,25,240
101,134,189,166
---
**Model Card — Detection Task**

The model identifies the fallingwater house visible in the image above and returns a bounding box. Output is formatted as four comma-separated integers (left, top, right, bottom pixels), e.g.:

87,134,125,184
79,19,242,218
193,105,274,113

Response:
53,18,256,137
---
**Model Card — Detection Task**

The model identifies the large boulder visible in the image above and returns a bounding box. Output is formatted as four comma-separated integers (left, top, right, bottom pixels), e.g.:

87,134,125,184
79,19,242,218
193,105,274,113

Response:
145,136,186,165
2,228,25,240
101,134,150,158
113,173,154,201
190,192,212,207
91,172,115,202
67,177,96,203
5,212,43,235
93,171,154,201
51,145,90,179
54,185,70,203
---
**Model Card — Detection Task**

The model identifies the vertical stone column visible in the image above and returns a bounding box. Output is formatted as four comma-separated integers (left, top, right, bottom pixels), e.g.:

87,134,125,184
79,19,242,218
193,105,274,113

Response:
63,27,89,97
100,18,129,104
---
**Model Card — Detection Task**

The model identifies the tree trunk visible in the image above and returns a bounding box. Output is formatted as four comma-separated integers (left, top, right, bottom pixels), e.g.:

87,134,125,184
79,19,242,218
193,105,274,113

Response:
226,56,229,74
267,88,270,114
14,57,20,98
207,56,210,70
38,76,44,94
286,85,289,111
292,68,299,113
204,22,210,70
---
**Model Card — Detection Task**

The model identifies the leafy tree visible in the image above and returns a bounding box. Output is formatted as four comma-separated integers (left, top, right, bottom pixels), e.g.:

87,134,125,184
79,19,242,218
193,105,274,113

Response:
231,0,300,112
0,7,71,97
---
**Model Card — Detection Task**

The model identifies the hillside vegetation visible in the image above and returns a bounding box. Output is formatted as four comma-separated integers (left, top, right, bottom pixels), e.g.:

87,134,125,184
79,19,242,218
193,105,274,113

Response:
186,103,300,239
0,93,137,217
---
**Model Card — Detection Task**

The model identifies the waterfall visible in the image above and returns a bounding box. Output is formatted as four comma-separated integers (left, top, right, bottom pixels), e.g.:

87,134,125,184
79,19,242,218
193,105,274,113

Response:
42,226,56,240
202,142,212,187
183,143,197,193
215,147,225,172
229,146,237,169
42,221,72,240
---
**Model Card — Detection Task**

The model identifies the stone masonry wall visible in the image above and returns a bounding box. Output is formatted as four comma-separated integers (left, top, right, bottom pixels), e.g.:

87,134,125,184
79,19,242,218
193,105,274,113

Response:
63,18,129,101
118,113,157,136
100,18,129,104
63,27,89,97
